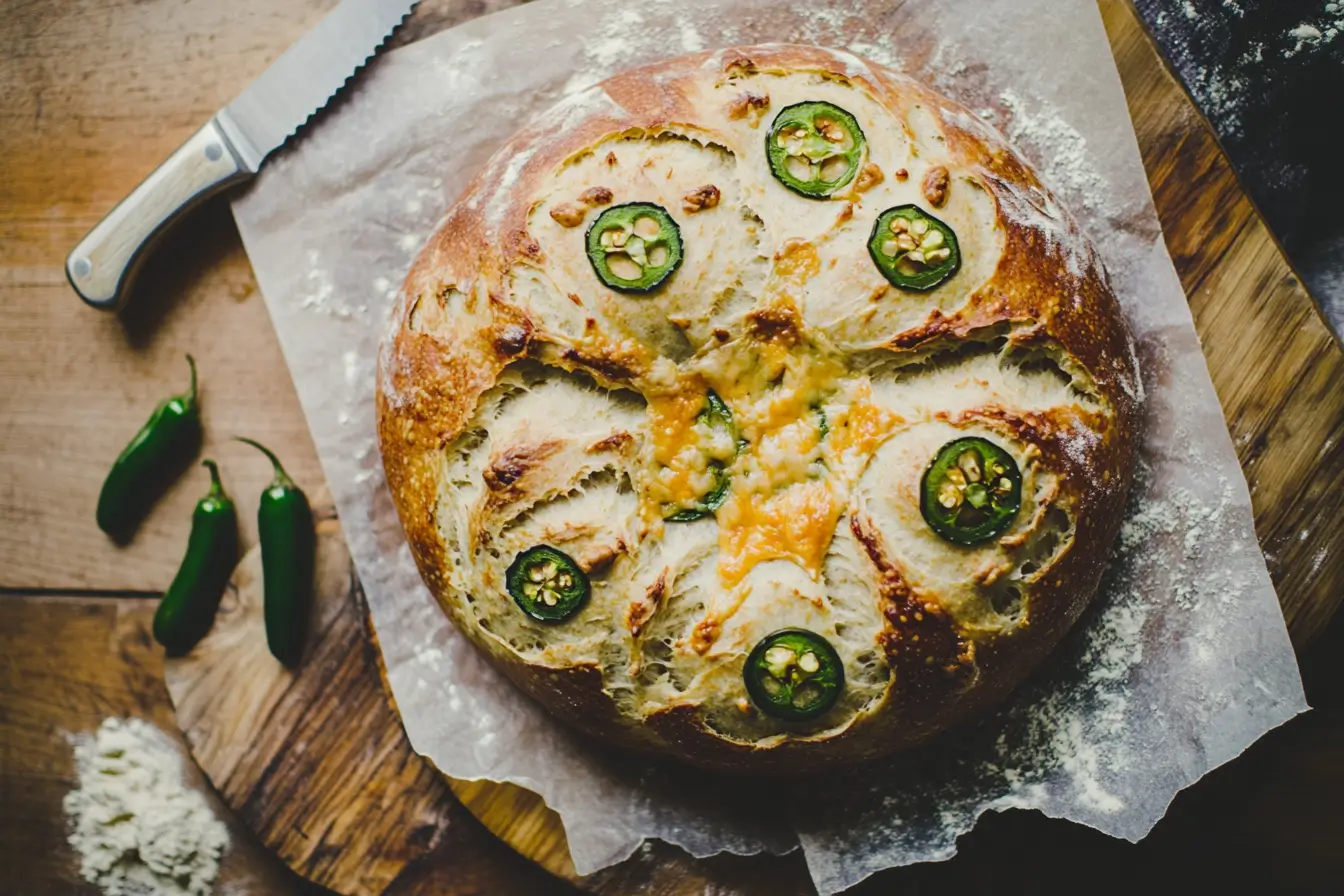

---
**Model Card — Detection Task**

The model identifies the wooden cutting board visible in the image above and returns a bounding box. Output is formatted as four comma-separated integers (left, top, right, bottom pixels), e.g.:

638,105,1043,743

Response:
165,1,1344,894
164,492,811,895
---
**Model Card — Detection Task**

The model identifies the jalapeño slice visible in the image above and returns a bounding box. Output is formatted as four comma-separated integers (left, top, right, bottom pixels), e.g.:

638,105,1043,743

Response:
744,629,844,721
920,437,1022,545
506,545,590,623
665,391,737,522
766,101,866,198
813,405,830,440
585,202,683,292
868,204,961,291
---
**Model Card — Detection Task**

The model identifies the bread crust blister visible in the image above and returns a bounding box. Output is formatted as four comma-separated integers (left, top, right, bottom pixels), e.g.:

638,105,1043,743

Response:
377,44,1140,772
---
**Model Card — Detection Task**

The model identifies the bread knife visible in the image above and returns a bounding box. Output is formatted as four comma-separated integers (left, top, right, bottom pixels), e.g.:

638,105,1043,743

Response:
67,0,418,311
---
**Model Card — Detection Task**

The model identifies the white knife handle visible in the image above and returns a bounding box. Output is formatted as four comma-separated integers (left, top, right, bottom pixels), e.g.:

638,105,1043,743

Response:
67,118,252,311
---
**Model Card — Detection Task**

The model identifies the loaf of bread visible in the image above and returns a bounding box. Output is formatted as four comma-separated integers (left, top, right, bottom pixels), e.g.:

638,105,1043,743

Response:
378,44,1140,771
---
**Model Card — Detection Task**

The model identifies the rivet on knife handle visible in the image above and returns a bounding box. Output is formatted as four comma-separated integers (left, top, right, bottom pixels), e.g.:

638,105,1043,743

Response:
66,118,252,312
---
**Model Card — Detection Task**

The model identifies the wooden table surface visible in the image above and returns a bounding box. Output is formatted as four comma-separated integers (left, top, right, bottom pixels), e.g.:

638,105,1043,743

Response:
4,1,1344,893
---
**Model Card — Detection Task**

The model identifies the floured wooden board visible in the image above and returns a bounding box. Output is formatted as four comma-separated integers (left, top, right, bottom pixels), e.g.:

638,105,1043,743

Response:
162,0,1344,894
162,494,570,895
163,493,809,894
1,0,1340,891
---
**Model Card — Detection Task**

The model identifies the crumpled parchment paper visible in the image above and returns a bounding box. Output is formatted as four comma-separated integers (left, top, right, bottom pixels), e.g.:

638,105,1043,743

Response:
231,0,1309,891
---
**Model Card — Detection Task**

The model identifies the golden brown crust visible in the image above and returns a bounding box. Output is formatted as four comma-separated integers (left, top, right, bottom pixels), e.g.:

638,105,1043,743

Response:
377,44,1140,772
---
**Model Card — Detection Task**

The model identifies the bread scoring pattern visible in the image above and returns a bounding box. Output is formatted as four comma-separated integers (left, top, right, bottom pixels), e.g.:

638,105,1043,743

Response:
378,45,1139,770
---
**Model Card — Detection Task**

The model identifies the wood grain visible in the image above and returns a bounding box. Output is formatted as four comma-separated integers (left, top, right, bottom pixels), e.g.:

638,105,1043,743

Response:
0,595,311,894
161,491,571,895
1104,0,1344,644
2,0,1343,893
159,488,804,894
0,0,335,592
9,575,1341,896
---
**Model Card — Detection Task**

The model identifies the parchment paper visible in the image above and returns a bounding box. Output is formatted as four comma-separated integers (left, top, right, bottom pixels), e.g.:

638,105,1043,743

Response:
231,0,1309,891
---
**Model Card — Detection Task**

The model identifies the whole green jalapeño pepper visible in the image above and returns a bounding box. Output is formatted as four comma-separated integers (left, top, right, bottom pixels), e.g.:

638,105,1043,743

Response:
152,460,239,655
585,202,684,292
664,391,738,522
96,354,203,541
920,437,1022,545
238,438,315,667
744,629,844,721
506,545,590,623
868,205,961,291
766,101,866,197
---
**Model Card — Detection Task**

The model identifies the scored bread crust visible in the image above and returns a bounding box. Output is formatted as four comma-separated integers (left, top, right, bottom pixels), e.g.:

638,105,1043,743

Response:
377,44,1141,772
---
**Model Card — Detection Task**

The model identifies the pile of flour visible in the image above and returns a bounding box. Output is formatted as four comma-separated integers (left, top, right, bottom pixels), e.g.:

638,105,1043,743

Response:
64,718,229,896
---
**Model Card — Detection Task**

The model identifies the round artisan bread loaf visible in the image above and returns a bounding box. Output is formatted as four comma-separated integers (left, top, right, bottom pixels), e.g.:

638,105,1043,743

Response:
377,44,1141,772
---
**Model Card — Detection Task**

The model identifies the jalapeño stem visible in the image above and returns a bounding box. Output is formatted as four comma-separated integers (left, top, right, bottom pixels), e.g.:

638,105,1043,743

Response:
96,354,203,542
237,438,315,666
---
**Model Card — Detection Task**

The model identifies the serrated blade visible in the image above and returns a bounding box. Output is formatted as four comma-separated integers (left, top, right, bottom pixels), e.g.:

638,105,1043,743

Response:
216,0,417,171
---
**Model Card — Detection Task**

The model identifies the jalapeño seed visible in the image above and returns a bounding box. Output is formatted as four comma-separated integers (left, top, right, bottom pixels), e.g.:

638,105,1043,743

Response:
920,437,1023,545
585,203,683,293
868,205,961,291
744,629,844,721
766,101,866,198
506,545,590,623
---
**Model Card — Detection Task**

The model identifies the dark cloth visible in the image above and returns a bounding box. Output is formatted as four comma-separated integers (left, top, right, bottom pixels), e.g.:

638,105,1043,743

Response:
1133,0,1344,336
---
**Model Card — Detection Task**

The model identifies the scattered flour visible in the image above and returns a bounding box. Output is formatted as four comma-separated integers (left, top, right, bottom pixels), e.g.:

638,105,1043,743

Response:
677,18,705,53
1183,0,1199,20
1062,423,1102,467
986,589,1149,814
585,6,645,71
302,248,365,319
987,463,1235,809
495,146,537,195
561,69,604,96
999,89,1108,212
1310,547,1329,576
1163,1,1344,136
342,349,361,386
1119,492,1180,551
415,642,445,673
1284,3,1343,57
928,39,969,82
1183,59,1250,139
846,34,901,70
1288,23,1325,54
64,718,229,896
300,249,334,311
240,2,1307,892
